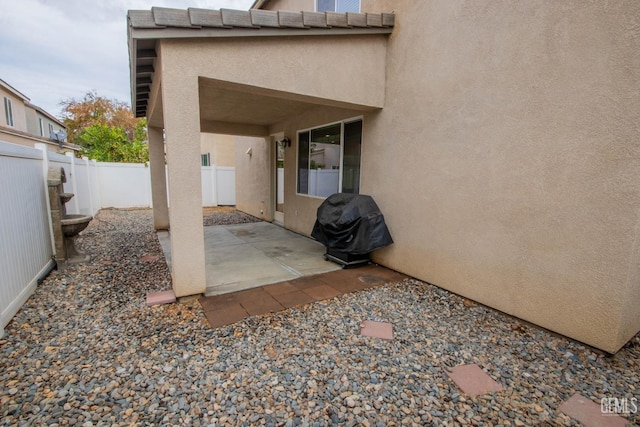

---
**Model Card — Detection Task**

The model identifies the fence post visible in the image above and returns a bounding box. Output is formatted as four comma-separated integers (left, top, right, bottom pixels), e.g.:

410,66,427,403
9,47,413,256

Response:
82,156,95,215
35,144,56,256
146,162,152,208
91,160,101,213
211,165,218,207
65,152,80,214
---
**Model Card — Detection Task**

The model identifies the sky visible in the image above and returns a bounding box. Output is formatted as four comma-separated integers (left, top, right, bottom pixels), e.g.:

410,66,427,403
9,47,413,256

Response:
0,0,254,118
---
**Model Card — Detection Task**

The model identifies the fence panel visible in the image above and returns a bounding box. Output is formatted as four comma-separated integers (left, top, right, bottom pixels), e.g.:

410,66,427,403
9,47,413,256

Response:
201,166,217,206
71,157,93,216
0,142,54,337
0,139,238,336
97,162,151,208
216,167,235,206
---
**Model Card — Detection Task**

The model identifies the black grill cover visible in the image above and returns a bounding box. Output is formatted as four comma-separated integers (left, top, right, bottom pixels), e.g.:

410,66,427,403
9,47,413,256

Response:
311,193,393,255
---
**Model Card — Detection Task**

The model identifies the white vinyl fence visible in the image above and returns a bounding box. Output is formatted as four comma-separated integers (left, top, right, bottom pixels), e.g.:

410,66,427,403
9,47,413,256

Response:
99,163,235,208
0,140,235,336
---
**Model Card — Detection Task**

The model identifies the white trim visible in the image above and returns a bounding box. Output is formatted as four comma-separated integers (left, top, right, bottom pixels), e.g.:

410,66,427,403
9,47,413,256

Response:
271,132,285,224
35,143,57,256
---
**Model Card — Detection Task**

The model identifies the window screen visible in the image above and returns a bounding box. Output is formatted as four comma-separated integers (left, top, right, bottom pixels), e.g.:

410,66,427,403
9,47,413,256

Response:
337,0,359,13
317,0,359,12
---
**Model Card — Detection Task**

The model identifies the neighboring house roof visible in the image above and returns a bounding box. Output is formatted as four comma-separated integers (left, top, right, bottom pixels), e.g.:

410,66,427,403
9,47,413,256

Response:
128,7,394,117
1,78,65,128
0,78,30,102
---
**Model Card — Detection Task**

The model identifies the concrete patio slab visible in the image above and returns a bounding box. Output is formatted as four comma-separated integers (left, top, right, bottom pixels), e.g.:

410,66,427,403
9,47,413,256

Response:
158,222,341,296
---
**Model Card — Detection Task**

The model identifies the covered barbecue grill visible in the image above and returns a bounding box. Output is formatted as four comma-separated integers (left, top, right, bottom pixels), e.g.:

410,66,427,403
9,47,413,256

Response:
311,193,393,268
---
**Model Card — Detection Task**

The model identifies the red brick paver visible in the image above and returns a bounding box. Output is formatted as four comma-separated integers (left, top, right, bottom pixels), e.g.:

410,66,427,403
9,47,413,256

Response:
559,393,631,427
360,320,394,340
199,264,406,329
444,364,504,397
146,290,176,306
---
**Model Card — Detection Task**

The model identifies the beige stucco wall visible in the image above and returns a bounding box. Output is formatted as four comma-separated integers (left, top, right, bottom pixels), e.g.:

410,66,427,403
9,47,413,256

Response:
159,35,387,112
160,47,208,297
200,133,236,167
0,128,75,153
148,0,639,351
0,87,27,132
272,105,364,236
353,0,639,353
234,136,271,220
25,108,65,139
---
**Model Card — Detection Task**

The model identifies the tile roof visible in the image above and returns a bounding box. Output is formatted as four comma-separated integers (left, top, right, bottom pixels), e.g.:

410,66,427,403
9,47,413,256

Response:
128,8,395,118
129,8,395,31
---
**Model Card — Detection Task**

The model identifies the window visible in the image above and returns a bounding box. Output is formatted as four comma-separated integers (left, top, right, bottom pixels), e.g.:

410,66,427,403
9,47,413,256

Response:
316,0,360,13
48,123,54,138
201,152,211,166
39,118,45,136
3,97,13,127
297,118,362,197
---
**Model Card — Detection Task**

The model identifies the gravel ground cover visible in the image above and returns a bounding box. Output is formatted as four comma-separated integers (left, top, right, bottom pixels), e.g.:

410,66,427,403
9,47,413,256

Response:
1,208,638,426
203,207,261,227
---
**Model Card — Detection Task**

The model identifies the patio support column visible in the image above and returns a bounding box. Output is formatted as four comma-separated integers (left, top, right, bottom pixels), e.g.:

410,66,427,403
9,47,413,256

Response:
148,126,169,230
161,77,206,297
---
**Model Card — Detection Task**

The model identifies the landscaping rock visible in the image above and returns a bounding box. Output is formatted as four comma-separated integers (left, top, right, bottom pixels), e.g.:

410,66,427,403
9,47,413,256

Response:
0,208,638,426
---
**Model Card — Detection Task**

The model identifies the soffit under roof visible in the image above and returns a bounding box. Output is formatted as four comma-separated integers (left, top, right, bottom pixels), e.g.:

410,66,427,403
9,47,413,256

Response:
128,7,394,119
196,78,378,136
199,84,316,127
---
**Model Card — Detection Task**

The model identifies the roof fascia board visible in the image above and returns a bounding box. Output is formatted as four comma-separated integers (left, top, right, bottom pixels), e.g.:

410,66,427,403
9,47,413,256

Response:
129,26,392,40
0,79,30,101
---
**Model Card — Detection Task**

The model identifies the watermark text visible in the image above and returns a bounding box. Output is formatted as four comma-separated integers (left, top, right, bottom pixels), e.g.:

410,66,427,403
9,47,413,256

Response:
601,397,637,415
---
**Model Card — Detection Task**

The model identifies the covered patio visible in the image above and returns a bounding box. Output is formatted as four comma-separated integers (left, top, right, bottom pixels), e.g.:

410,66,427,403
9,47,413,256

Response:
128,7,394,297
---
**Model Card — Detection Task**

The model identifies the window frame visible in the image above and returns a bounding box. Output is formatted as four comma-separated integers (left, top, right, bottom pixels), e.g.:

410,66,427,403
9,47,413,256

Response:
38,118,45,136
4,97,14,127
296,116,363,199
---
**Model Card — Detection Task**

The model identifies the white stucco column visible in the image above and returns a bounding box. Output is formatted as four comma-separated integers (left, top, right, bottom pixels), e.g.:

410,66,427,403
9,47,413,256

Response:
161,77,206,297
148,126,170,230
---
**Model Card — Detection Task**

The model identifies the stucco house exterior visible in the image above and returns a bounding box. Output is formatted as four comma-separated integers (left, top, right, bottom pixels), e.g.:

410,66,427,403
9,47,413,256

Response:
127,1,640,353
0,78,77,152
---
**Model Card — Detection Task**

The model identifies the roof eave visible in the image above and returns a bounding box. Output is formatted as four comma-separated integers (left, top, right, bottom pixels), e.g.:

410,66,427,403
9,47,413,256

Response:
0,79,30,102
127,8,395,118
130,26,393,40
